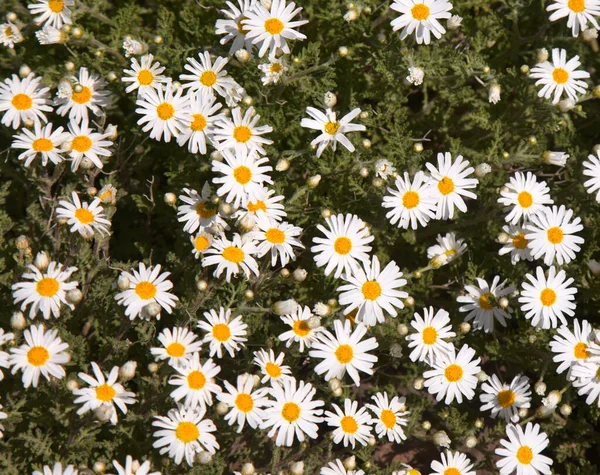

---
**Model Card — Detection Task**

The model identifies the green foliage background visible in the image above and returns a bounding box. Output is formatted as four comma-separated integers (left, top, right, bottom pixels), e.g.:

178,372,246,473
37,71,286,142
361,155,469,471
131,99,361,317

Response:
1,0,600,473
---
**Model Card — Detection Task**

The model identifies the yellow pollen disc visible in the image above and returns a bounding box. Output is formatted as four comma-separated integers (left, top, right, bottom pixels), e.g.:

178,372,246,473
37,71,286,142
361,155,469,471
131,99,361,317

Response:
5,26,13,37
27,346,50,366
552,68,569,85
195,235,210,252
402,190,420,209
361,280,382,301
222,245,245,263
195,202,217,219
293,319,311,337
443,469,461,475
233,165,252,184
265,227,286,244
340,415,358,434
135,281,157,300
36,277,59,297
166,342,186,357
175,421,199,443
233,125,252,143
380,409,396,429
190,113,207,132
346,309,357,326
48,0,65,13
156,102,175,120
71,135,92,153
200,71,217,87
574,341,589,359
335,344,354,364
513,233,528,249
137,69,153,86
408,471,421,475
445,249,457,256
237,16,250,33
95,383,116,402
324,121,340,135
516,446,533,465
265,361,282,378
333,236,352,255
11,93,32,111
568,0,586,11
74,207,95,225
99,190,114,202
437,176,455,195
281,401,301,422
596,367,600,379
540,288,557,307
422,326,438,345
270,63,283,73
247,200,267,213
547,226,564,244
235,393,254,413
517,191,533,208
478,292,495,310
72,86,92,104
444,364,464,382
187,370,206,390
497,389,516,408
264,17,284,35
32,138,53,152
212,323,231,342
411,3,430,20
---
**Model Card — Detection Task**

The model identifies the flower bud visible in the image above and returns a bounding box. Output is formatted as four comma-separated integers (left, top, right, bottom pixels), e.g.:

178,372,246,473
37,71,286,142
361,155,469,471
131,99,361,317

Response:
6,12,17,22
542,390,561,409
389,343,403,358
66,289,83,305
244,289,254,300
583,28,598,41
290,461,305,475
396,323,409,336
329,378,342,391
447,14,463,29
520,64,530,74
587,259,600,275
313,302,331,317
534,380,547,396
98,184,117,204
197,451,213,464
413,377,424,390
476,371,488,382
498,297,509,308
518,407,528,418
67,379,79,391
559,404,572,416
413,142,424,153
272,299,299,316
362,138,372,149
216,401,229,415
241,462,255,475
16,235,29,250
474,418,484,429
65,61,76,71
536,48,549,63
276,158,290,171
104,124,118,140
433,430,451,448
235,49,251,62
372,177,384,188
119,361,137,381
557,98,576,112
542,151,569,167
148,362,159,373
106,71,117,82
332,387,343,397
460,322,471,334
11,311,26,330
307,316,321,329
324,91,337,108
343,456,356,471
34,251,50,271
143,302,161,318
242,95,253,106
196,280,208,291
359,167,369,178
465,435,477,448
475,163,492,177
164,192,176,205
292,268,307,282
94,404,115,423
280,268,290,278
117,275,130,291
19,64,32,78
92,461,106,473
421,420,431,430
528,334,537,344
338,46,349,57
321,208,332,219
307,174,322,188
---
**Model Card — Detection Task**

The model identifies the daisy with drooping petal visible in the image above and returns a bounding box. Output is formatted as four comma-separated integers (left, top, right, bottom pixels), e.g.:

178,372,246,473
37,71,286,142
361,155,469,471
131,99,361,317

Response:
177,90,224,155
571,360,600,407
217,374,270,432
28,0,74,28
112,456,160,475
168,352,222,409
498,224,534,264
250,215,304,267
547,0,600,37
337,255,408,327
406,307,456,363
121,54,168,96
519,266,577,329
152,405,219,466
12,261,78,320
11,121,69,167
202,233,260,282
0,22,24,49
321,459,366,475
180,51,239,98
259,57,288,85
325,398,373,448
426,152,478,220
279,305,323,352
525,205,584,266
430,451,475,475
55,67,110,122
549,319,599,377
390,0,453,45
56,192,111,238
583,150,600,203
311,213,374,279
35,24,67,44
495,423,553,475
382,171,437,230
309,320,378,387
530,48,590,104
423,344,481,404
150,327,203,367
235,186,287,226
426,232,467,265
32,463,78,475
114,263,179,320
253,348,294,385
300,107,366,158
65,118,113,171
243,0,309,58
498,172,554,224
215,0,258,54
190,230,214,258
0,73,52,129
197,307,248,358
214,106,273,155
457,276,515,333
366,392,409,443
479,374,532,423
72,362,137,425
177,184,227,234
9,324,69,388
260,378,324,447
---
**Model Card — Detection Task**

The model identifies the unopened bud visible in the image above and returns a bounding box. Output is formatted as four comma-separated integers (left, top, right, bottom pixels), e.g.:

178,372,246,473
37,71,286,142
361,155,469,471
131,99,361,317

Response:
536,48,549,63
338,46,349,57
307,174,322,188
321,208,332,219
475,163,491,177
413,377,424,390
359,167,369,178
197,451,212,464
117,275,130,291
19,64,32,78
66,289,83,305
67,379,79,391
280,268,290,278
276,158,290,171
293,268,307,282
92,461,106,473
143,302,161,318
583,28,598,42
460,322,471,334
404,296,415,307
447,14,463,30
272,299,299,316
244,289,254,300
11,311,26,330
235,49,251,62
343,456,356,471
559,404,572,416
332,386,343,397
324,91,337,108
290,461,304,475
119,361,137,381
147,362,159,373
307,316,321,329
241,462,255,475
34,251,50,271
16,235,29,250
534,380,547,396
433,430,451,448
421,420,431,430
465,435,477,448
164,192,176,205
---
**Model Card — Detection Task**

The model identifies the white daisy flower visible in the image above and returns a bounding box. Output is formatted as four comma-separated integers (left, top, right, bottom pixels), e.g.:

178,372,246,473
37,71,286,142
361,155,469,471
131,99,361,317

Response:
406,306,455,363
121,54,168,96
152,405,219,466
122,38,145,57
390,0,454,45
498,171,554,224
150,327,203,367
583,149,600,203
213,106,273,155
112,456,160,475
190,230,214,258
243,0,309,58
260,378,324,447
177,184,227,234
542,150,570,166
425,152,478,220
33,463,78,475
547,0,600,37
300,107,366,158
374,158,397,180
518,266,577,329
28,0,74,29
114,263,179,320
135,81,191,143
72,362,137,425
235,186,287,226
530,48,590,104
56,192,111,238
197,307,248,358
571,360,600,406
168,352,222,409
177,90,224,155
279,305,323,352
525,205,584,266
202,233,260,282
253,348,294,385
259,57,288,85
11,121,69,167
498,224,534,264
0,73,52,129
309,320,379,387
311,213,374,279
0,329,14,381
365,391,409,443
337,255,408,327
35,25,67,44
382,171,437,230
430,451,476,475
215,0,258,54
325,398,373,448
12,261,78,320
423,344,481,404
495,423,553,475
180,51,239,99
456,276,516,333
321,459,365,475
479,374,531,423
217,374,270,432
549,319,599,377
250,215,304,267
9,324,69,388
65,117,113,171
426,232,467,265
0,22,24,49
392,466,421,475
55,67,110,122
211,148,273,208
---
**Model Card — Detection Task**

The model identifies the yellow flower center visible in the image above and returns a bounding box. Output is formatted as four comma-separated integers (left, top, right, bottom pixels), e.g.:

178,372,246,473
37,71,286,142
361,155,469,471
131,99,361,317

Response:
380,409,396,429
195,235,210,252
293,319,311,337
5,26,13,37
222,245,245,263
333,236,352,255
264,18,285,35
233,165,252,184
422,326,438,345
247,200,267,213
516,446,534,465
27,346,50,366
568,0,586,11
281,401,301,422
497,389,516,408
200,71,217,87
48,0,65,13
517,191,533,208
270,62,283,73
437,176,455,195
32,138,53,152
212,323,231,342
156,102,175,120
265,361,282,378
340,415,358,434
235,393,254,413
552,68,569,84
11,93,32,111
361,280,382,300
445,249,457,257
233,125,252,143
137,69,154,86
187,370,206,390
411,3,430,20
72,86,92,104
443,469,461,475
175,421,199,443
574,342,589,359
547,226,564,244
324,121,340,135
74,208,95,224
237,16,250,33
408,471,421,475
195,202,217,219
596,367,600,379
71,135,93,153
36,277,59,297
190,114,207,132
135,281,157,300
95,383,116,402
513,233,528,249
99,189,114,202
166,342,185,357
540,288,557,306
265,228,286,244
335,344,354,364
478,292,495,310
444,364,464,382
402,190,420,209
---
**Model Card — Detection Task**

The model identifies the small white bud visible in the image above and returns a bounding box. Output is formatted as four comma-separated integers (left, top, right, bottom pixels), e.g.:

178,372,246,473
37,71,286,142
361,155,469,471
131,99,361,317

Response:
496,232,510,244
518,407,528,418
362,138,371,149
147,362,159,373
143,302,161,318
476,371,488,382
34,251,50,271
520,64,530,74
474,418,484,429
19,64,32,78
372,177,384,188
197,451,213,464
343,456,356,471
272,299,299,316
583,28,598,41
338,46,349,57
67,379,79,391
404,296,415,307
542,390,562,409
321,208,332,219
94,405,115,423
460,322,471,334
475,163,492,177
66,289,83,305
359,167,369,177
323,91,337,109
119,361,137,381
397,323,409,336
16,235,29,250
557,98,576,112
11,311,26,330
65,61,76,71
307,174,322,188
542,151,569,167
290,461,305,475
244,289,254,300
588,259,600,275
6,12,18,22
329,378,342,391
447,14,463,29
389,343,403,358
344,9,359,22
433,430,451,448
498,297,509,309
332,386,343,397
153,35,163,44
87,187,97,197
559,403,572,416
293,268,307,282
413,142,424,153
280,268,290,278
413,377,424,390
164,192,176,205
238,212,256,232
235,48,251,62
536,48,549,63
421,420,431,430
276,158,290,171
117,275,130,291
313,302,331,317
528,334,537,344
92,461,106,473
216,401,229,415
465,435,478,448
241,462,256,475
367,436,376,446
196,280,208,291
104,124,118,140
406,67,424,86
534,380,547,396
242,95,253,106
